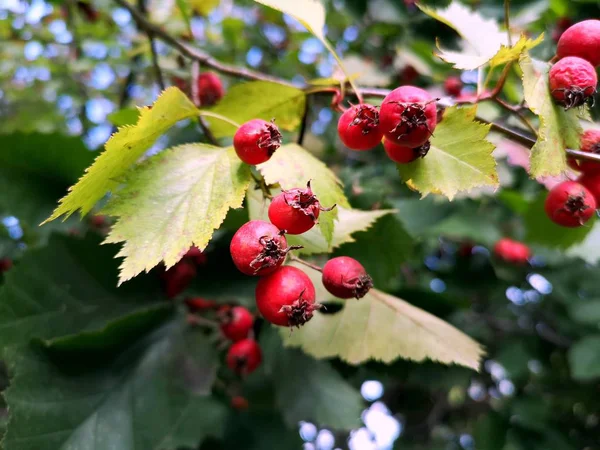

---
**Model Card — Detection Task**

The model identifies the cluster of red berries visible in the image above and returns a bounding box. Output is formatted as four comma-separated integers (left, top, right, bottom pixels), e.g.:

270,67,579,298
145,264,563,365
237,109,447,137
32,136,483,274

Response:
160,246,207,298
336,86,438,164
550,20,600,109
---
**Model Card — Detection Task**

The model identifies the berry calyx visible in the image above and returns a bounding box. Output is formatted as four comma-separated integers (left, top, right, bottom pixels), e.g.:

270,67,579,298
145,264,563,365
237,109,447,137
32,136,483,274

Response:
233,119,282,165
226,339,262,375
230,220,301,276
383,138,430,163
184,297,217,311
255,266,319,328
379,85,438,147
219,306,254,342
549,57,597,109
268,181,336,235
544,180,596,227
322,256,373,299
337,104,384,151
493,238,531,265
161,260,197,299
444,76,462,97
196,72,224,106
568,129,600,174
556,20,600,67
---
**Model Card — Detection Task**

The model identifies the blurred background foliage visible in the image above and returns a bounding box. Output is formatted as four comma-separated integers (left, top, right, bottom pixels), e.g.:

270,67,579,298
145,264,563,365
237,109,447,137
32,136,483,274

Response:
1,0,600,449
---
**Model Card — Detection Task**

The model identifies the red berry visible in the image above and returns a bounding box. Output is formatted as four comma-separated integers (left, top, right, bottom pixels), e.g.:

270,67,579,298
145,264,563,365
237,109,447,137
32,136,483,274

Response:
322,256,373,299
549,57,597,109
219,306,254,341
230,220,299,276
544,180,596,227
0,258,12,273
90,214,107,228
399,65,419,84
444,76,462,97
226,339,262,375
552,17,574,43
379,86,437,147
568,129,600,173
493,238,531,265
184,297,217,311
255,266,319,327
383,138,430,163
337,104,384,151
162,260,197,298
578,173,600,205
230,396,249,410
233,119,282,165
196,72,224,106
268,181,335,235
557,20,600,67
183,246,207,265
173,76,188,92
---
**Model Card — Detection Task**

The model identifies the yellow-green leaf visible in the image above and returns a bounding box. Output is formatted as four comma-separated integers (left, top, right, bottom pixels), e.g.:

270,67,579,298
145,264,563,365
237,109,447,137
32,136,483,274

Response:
397,106,498,199
205,81,305,138
489,34,544,68
44,88,199,223
190,0,219,16
103,144,251,284
281,264,484,370
520,54,581,177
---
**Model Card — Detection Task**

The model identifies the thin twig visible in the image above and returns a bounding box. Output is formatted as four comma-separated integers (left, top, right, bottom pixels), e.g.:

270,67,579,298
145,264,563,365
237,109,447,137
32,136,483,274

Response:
137,0,165,90
191,60,219,145
504,0,512,46
289,255,323,273
297,97,310,146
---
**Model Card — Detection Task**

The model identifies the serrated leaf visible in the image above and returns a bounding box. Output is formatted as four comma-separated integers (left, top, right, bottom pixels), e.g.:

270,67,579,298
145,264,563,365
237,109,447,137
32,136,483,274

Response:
257,143,350,243
205,81,305,138
0,234,168,352
107,107,141,126
44,87,199,223
255,0,326,41
568,335,600,381
520,54,582,177
397,106,498,199
103,144,251,284
489,34,544,68
2,319,226,450
524,192,594,249
281,266,484,370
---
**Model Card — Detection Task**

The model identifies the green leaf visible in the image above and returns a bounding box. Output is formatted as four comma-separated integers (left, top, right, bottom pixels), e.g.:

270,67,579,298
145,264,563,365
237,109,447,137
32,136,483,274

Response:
568,335,600,381
397,106,498,199
44,87,200,223
281,265,484,370
568,301,600,326
206,81,305,138
257,143,350,243
489,34,544,68
520,54,582,177
2,319,226,450
261,328,363,429
190,0,220,16
103,144,251,284
524,193,594,249
0,234,168,352
223,411,303,450
107,108,141,127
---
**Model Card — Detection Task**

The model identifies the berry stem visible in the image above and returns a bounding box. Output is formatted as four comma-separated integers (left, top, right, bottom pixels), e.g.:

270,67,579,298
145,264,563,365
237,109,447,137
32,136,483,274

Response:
191,61,219,145
289,254,323,273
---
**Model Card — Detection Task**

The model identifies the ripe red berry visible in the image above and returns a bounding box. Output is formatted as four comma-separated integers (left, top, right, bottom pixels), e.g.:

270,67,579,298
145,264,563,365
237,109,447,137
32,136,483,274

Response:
322,256,373,299
268,181,335,235
230,220,300,276
577,173,600,205
173,76,188,92
183,246,207,265
90,214,107,228
226,339,262,375
162,260,197,298
399,65,419,84
568,129,600,173
557,20,600,67
444,76,462,97
493,238,531,265
219,306,254,342
184,297,217,311
230,396,249,410
233,119,282,165
196,72,224,106
383,138,430,163
544,180,596,227
552,17,574,43
337,104,384,151
255,266,319,327
0,258,12,273
549,57,597,109
379,85,437,148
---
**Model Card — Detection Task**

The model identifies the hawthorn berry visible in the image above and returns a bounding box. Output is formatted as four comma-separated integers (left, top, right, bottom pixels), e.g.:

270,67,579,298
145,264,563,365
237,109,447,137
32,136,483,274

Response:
230,220,300,276
549,57,597,109
255,266,319,327
90,214,107,229
544,180,596,227
552,17,574,43
379,85,437,148
0,258,12,273
196,72,224,106
444,76,462,97
557,20,600,67
337,104,384,151
219,306,254,342
322,256,373,299
268,181,335,235
162,260,197,298
233,119,282,165
493,238,531,265
226,338,262,375
183,246,207,265
173,76,188,92
184,297,217,311
383,138,430,163
568,129,600,174
399,65,419,84
577,173,600,206
231,396,249,410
